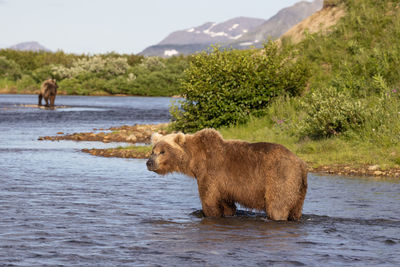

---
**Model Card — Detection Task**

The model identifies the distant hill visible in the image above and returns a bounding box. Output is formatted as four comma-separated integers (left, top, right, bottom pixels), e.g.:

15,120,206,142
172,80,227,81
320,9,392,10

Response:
229,0,324,49
8,41,51,52
141,0,323,57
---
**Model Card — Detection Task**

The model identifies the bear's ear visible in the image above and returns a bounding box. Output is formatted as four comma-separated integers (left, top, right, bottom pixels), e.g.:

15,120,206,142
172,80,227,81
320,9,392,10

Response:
151,133,163,144
174,132,185,146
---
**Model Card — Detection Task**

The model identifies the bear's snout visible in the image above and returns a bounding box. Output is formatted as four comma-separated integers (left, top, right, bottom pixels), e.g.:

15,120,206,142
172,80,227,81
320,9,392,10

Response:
146,157,156,171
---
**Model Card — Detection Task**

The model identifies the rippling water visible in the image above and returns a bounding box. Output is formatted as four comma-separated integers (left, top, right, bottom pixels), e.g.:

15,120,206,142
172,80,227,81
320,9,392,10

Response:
1,94,399,266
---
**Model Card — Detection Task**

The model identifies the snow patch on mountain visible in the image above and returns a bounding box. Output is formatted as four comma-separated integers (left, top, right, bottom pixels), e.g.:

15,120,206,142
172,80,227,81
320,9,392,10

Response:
164,49,179,56
229,24,239,31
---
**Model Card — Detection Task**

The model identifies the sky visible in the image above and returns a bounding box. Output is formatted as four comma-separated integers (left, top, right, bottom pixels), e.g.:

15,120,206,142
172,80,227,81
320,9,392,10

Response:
0,0,311,54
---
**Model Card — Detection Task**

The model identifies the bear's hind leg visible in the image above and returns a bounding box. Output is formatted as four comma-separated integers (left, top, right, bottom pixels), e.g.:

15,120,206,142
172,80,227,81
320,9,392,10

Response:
38,94,43,106
288,203,303,221
288,190,306,221
265,203,290,221
264,186,291,221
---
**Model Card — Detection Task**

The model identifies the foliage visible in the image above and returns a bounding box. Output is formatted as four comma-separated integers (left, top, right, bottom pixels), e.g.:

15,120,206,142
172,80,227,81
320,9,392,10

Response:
219,0,400,169
52,56,130,79
171,42,310,132
271,0,400,142
298,87,367,139
0,48,189,96
0,49,82,72
0,56,22,80
300,0,400,97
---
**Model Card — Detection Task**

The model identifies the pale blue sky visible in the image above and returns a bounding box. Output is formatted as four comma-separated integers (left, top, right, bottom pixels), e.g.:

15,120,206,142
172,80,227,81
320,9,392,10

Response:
1,0,310,54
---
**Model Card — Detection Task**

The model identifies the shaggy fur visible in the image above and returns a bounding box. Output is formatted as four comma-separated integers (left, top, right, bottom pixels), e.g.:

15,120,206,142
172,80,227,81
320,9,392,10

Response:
147,129,308,221
38,79,58,107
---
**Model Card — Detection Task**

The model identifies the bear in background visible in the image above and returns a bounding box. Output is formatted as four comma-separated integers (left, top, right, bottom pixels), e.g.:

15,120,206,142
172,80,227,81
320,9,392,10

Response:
38,79,58,107
146,129,308,221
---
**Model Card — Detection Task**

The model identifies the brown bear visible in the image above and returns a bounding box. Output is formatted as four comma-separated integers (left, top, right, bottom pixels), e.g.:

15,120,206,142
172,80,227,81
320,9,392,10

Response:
38,79,58,107
146,129,308,221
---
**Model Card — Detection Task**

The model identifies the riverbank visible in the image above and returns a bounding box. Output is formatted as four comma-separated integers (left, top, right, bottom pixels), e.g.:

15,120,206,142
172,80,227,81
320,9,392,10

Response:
38,123,400,178
39,123,169,143
0,88,145,97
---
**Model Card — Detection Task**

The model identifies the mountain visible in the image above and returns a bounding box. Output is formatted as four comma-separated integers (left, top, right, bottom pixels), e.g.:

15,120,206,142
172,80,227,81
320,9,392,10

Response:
141,0,323,57
229,0,324,49
141,17,266,57
8,41,51,52
159,17,267,46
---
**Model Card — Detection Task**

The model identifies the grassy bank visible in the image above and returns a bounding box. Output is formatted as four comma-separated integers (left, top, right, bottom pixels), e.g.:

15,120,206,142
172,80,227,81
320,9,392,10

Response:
220,116,400,171
217,92,400,171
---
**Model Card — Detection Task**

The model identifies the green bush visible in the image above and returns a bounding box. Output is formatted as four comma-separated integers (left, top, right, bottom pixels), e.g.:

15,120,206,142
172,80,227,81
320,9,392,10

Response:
16,75,38,92
31,65,55,83
299,87,367,139
171,42,310,132
0,56,22,80
52,55,130,79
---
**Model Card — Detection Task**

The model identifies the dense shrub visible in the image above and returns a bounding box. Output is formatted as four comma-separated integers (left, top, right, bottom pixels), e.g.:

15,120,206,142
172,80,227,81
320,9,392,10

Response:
52,55,130,79
16,75,38,92
171,42,310,132
299,87,367,139
31,65,55,83
0,56,22,80
0,49,82,72
0,48,187,96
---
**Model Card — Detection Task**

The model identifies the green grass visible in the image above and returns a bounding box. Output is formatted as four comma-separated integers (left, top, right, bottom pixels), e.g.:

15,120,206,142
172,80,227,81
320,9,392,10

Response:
220,115,400,170
219,95,400,170
115,145,152,153
0,78,17,93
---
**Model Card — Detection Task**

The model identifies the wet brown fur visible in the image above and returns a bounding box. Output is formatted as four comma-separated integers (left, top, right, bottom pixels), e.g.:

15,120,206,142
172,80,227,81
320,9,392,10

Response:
38,79,58,107
147,129,308,221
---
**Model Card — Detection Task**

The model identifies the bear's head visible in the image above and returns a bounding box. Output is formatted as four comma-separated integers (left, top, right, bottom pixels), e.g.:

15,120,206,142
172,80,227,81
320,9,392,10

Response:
146,132,187,175
51,79,59,89
45,78,58,90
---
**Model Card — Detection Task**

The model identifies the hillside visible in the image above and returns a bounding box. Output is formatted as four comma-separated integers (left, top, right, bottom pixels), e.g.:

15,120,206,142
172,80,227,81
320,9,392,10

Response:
280,3,345,44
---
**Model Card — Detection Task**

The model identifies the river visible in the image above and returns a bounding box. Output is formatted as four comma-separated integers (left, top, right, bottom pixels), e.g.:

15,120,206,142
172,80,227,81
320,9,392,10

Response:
1,94,399,266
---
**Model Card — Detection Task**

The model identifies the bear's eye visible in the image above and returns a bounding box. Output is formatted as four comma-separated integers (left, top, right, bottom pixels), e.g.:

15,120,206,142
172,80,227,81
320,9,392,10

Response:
160,150,165,155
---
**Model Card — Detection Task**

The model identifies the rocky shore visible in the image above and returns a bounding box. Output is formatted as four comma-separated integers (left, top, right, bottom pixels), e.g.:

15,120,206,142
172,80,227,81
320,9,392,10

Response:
38,123,169,144
310,164,400,178
39,123,400,178
82,147,151,159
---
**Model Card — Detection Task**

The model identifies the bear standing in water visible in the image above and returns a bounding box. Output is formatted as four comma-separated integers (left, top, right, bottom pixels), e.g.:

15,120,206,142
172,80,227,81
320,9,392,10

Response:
147,129,308,221
38,79,58,107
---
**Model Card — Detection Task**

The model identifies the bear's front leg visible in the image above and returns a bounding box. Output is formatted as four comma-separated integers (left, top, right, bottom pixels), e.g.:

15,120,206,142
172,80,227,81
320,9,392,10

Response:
197,180,223,217
201,201,223,217
221,201,236,216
